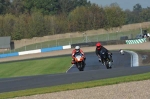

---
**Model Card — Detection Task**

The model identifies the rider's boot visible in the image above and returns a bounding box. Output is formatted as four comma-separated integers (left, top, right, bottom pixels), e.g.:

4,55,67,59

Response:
99,58,101,62
71,59,75,64
101,60,104,65
99,58,104,65
71,61,75,64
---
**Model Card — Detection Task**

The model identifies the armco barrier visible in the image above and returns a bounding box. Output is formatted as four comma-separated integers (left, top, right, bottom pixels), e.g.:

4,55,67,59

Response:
0,45,71,58
41,46,63,53
125,38,146,44
0,52,19,58
40,45,71,53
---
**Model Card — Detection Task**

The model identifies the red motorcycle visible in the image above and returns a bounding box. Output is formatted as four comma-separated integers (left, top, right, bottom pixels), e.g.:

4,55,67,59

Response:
74,53,85,71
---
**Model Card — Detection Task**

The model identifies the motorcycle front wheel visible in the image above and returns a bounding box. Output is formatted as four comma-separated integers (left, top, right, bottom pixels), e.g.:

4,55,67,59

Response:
105,61,112,69
77,62,84,71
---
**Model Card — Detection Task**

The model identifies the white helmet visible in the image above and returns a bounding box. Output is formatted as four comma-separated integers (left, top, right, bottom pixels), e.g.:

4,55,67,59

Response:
75,46,80,52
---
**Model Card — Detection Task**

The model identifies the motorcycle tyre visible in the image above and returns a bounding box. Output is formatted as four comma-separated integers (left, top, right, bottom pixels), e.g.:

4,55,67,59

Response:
105,62,112,69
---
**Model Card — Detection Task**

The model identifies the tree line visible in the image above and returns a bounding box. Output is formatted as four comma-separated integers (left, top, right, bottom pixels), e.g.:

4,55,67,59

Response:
0,0,150,40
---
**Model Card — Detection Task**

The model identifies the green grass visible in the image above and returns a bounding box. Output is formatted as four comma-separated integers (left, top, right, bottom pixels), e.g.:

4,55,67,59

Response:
0,56,71,78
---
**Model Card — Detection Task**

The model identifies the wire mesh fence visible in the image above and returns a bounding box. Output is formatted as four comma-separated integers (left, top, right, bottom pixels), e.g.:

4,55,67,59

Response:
0,29,141,54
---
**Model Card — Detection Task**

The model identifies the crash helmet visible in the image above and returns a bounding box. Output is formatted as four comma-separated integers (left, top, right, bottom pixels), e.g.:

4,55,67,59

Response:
75,46,80,52
96,42,102,50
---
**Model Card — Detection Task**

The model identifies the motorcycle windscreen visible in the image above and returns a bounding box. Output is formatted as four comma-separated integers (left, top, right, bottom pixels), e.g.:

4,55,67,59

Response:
75,53,83,62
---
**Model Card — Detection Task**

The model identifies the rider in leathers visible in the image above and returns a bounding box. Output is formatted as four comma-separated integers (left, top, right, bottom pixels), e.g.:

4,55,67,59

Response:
95,42,113,65
71,46,86,65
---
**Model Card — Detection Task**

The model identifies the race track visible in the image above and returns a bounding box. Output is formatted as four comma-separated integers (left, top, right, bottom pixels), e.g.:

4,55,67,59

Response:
1,51,150,93
67,51,131,72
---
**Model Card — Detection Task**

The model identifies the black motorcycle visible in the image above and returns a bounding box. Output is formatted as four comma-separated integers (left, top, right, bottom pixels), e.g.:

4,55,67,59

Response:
100,50,112,69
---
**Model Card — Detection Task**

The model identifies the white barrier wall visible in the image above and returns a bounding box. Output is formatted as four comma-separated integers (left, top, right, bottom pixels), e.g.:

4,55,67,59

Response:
63,45,71,49
18,45,71,56
19,49,41,56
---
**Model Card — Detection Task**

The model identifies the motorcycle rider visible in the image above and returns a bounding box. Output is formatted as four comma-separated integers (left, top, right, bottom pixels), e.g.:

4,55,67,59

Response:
71,46,86,65
95,42,113,65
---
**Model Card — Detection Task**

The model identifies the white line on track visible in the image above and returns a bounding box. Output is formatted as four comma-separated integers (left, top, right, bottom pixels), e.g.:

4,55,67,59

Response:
66,64,74,73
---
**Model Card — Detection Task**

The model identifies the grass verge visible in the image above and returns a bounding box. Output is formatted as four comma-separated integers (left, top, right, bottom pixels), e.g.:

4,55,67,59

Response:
0,56,71,78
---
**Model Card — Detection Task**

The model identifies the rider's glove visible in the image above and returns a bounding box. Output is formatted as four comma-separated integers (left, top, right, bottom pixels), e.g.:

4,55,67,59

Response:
108,52,112,55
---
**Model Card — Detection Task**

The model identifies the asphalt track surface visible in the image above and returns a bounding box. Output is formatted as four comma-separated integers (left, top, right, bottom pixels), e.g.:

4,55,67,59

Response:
0,51,150,93
67,51,131,72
